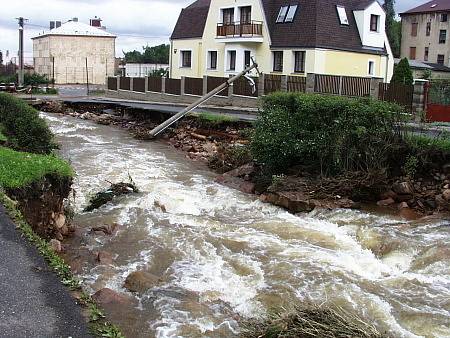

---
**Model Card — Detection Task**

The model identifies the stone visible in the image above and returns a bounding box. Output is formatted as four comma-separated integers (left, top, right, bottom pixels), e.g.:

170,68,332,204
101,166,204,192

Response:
377,197,395,206
60,224,69,236
216,175,255,194
267,191,314,213
92,288,132,306
154,200,167,213
96,251,114,265
50,239,62,253
55,232,64,241
395,194,414,202
399,208,421,221
223,163,256,178
442,189,450,201
380,190,397,200
123,271,161,293
54,214,66,229
392,181,414,195
398,202,409,210
91,223,118,235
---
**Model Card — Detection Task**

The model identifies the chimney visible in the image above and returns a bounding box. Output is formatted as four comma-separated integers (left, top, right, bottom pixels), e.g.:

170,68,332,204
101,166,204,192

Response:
56,21,61,28
50,21,55,30
90,16,102,27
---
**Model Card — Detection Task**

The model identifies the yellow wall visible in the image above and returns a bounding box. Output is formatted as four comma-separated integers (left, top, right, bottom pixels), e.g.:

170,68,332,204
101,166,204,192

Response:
170,0,390,81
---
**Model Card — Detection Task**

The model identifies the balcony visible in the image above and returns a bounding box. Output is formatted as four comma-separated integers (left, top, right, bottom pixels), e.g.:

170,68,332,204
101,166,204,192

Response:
216,21,263,43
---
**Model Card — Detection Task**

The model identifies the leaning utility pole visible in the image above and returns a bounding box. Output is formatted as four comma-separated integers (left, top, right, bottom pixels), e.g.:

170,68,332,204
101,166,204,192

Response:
16,17,27,87
148,58,259,138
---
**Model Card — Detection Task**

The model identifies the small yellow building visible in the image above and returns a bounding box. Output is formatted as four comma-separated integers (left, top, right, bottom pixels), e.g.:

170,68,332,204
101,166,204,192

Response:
32,19,116,85
170,0,394,81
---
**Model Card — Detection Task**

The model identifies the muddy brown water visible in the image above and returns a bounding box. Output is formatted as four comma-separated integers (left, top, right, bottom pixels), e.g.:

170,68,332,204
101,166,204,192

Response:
42,113,450,338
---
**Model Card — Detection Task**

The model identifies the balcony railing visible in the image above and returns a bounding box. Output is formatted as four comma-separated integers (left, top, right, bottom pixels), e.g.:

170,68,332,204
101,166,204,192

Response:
216,21,263,38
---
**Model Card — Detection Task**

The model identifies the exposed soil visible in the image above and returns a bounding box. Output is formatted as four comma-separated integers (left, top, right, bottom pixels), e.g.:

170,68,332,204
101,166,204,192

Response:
36,100,450,220
6,174,73,240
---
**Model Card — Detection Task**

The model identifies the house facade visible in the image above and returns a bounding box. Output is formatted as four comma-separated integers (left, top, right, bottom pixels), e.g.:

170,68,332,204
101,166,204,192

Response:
400,0,450,67
169,0,394,81
32,19,116,85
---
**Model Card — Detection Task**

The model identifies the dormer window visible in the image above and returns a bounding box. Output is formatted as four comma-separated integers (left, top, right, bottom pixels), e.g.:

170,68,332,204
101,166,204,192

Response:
370,14,379,32
336,6,349,25
276,5,298,23
285,5,298,22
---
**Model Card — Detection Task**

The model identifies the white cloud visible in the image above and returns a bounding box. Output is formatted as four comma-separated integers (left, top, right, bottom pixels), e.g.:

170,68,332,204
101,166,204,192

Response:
0,0,192,60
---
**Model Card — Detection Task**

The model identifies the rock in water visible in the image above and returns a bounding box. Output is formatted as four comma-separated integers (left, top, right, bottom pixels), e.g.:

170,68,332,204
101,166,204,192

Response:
123,271,161,293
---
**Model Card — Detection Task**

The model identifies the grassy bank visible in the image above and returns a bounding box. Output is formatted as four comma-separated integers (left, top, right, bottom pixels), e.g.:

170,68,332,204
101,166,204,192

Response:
0,93,124,338
0,146,73,189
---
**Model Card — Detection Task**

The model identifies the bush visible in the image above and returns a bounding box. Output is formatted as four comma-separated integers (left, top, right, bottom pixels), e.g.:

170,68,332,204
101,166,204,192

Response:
251,92,405,175
0,92,57,154
24,73,50,86
391,57,413,85
404,133,450,172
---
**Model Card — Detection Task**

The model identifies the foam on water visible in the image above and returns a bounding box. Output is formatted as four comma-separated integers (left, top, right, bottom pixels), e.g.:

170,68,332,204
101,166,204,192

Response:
42,113,450,338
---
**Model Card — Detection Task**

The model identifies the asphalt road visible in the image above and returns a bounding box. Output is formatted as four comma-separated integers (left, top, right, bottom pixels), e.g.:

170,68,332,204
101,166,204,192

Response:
0,205,91,338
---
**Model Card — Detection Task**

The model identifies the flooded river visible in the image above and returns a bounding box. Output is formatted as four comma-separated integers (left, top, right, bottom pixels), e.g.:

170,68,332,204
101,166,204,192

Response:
43,113,450,338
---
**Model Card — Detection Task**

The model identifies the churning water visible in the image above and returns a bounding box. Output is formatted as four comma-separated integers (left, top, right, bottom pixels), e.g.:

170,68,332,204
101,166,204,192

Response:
43,113,450,338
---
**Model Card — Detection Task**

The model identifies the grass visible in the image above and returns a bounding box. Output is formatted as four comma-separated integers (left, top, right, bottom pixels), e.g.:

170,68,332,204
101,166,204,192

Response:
196,112,237,124
0,147,73,189
240,303,388,338
406,133,450,153
29,87,58,95
0,131,6,142
0,191,124,338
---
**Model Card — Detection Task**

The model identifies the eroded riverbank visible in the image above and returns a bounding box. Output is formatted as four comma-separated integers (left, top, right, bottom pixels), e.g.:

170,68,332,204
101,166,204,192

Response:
42,112,450,338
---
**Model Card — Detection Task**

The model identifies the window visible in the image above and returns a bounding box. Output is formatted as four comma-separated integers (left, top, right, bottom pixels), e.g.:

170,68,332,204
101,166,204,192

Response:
437,54,445,65
276,6,289,23
411,22,418,36
228,50,236,71
439,30,447,43
207,51,217,70
244,51,251,67
410,47,416,60
240,6,251,24
368,61,375,76
337,6,349,25
223,8,234,25
180,50,191,68
424,47,429,61
370,15,379,32
276,5,298,23
294,51,305,73
285,5,298,22
426,22,431,36
273,51,283,72
441,13,448,22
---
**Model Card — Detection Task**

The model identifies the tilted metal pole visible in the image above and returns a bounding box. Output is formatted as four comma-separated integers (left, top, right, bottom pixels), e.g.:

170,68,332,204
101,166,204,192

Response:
148,60,259,138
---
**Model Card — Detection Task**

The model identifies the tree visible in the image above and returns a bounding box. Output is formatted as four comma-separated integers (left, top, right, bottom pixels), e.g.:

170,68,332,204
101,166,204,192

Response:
391,58,413,85
383,0,401,58
123,44,169,64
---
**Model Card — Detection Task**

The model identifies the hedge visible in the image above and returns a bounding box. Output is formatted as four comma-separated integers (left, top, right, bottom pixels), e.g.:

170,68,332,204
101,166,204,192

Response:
0,92,57,154
251,92,405,175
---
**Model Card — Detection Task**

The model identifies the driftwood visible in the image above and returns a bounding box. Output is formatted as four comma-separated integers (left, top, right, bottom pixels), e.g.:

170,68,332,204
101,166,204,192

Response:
84,179,139,212
189,132,207,141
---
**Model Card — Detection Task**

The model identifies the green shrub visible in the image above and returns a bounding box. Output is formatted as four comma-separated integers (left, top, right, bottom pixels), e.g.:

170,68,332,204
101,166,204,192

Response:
391,57,413,85
0,92,57,154
404,133,450,172
251,92,405,175
24,73,50,86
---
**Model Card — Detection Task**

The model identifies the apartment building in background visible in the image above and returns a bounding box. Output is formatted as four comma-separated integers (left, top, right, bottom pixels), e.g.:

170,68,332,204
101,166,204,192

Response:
32,18,116,84
169,0,394,82
401,0,450,67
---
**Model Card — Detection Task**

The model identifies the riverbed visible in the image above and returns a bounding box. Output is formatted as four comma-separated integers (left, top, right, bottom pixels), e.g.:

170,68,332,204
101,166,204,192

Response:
43,113,450,338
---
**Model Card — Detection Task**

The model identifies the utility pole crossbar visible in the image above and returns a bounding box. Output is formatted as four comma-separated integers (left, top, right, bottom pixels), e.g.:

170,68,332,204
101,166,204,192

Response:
148,59,259,138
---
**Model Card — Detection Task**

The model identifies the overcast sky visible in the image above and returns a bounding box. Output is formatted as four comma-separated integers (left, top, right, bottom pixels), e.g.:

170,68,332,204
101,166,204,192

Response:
0,0,424,63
